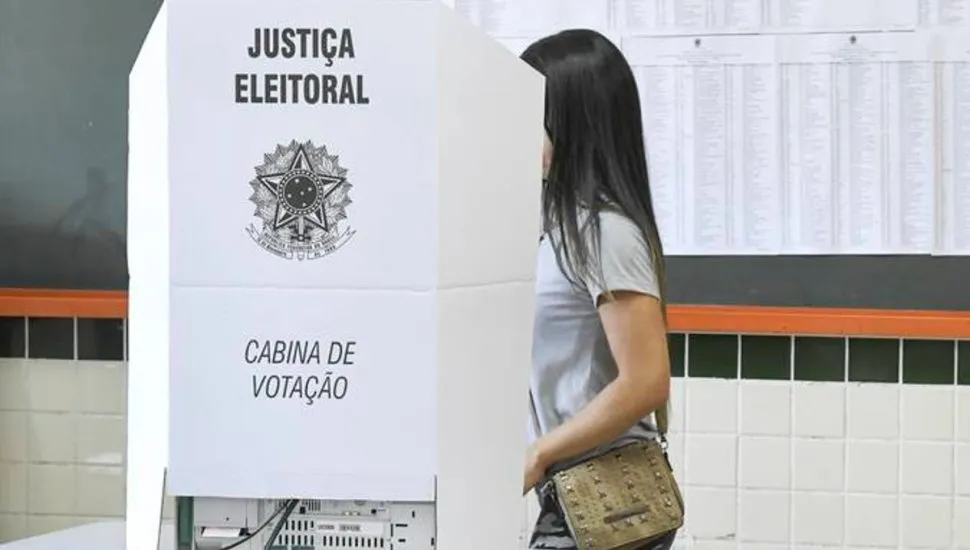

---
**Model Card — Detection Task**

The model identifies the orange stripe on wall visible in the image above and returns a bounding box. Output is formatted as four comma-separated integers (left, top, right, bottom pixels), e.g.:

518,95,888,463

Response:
667,305,970,339
0,289,128,319
2,289,970,339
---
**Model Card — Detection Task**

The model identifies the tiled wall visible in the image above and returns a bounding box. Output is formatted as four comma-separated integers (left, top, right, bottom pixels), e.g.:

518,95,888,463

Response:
658,334,970,550
0,316,133,543
4,316,970,548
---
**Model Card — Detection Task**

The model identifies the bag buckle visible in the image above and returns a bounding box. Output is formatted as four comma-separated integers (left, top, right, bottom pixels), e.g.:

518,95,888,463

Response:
658,434,674,472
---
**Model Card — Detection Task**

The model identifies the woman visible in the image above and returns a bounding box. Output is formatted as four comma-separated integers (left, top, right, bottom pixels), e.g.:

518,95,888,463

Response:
520,29,676,550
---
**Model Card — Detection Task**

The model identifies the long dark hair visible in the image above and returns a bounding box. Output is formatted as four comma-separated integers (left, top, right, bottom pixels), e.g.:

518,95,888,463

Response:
521,29,667,313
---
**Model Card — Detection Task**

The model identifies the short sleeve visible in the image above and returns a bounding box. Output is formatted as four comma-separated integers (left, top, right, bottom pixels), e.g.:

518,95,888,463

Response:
582,212,660,304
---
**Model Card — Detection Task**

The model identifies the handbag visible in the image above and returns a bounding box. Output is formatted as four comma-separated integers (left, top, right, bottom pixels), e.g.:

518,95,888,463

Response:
545,411,684,550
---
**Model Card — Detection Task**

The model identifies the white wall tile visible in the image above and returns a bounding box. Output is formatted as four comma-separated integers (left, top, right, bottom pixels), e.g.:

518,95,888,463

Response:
901,385,954,441
739,436,789,490
0,463,27,513
957,387,970,443
25,516,79,539
0,513,27,543
0,360,28,411
76,415,125,466
77,362,126,415
846,383,899,439
900,496,952,549
845,494,897,547
957,444,970,496
686,379,738,434
24,361,78,412
901,442,954,495
27,412,77,463
686,435,736,487
738,489,789,543
743,545,787,550
846,440,898,493
691,541,735,550
27,464,76,515
740,381,790,436
793,383,844,438
792,492,843,546
955,497,970,548
0,412,28,462
75,466,125,516
793,438,844,492
669,378,686,432
666,432,686,475
683,487,736,539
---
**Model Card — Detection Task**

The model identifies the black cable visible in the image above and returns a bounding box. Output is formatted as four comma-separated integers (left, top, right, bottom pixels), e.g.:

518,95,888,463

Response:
217,500,289,550
262,499,300,550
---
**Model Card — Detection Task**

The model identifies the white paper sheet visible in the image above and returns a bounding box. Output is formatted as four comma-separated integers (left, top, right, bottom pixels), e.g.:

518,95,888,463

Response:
608,0,915,35
610,0,765,34
770,0,916,31
454,0,611,37
625,35,781,255
919,0,970,26
778,32,936,254
933,30,970,255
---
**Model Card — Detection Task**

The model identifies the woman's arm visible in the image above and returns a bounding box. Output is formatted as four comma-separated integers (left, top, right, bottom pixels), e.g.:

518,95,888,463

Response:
531,290,671,470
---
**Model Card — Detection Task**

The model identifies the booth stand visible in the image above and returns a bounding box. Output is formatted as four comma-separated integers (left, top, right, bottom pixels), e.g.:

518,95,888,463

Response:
128,0,544,549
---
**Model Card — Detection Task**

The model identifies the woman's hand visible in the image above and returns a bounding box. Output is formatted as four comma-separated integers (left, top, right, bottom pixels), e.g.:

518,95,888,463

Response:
522,442,548,495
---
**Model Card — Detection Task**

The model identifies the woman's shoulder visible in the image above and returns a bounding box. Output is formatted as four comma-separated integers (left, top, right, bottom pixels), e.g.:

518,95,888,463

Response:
545,207,648,257
580,207,659,300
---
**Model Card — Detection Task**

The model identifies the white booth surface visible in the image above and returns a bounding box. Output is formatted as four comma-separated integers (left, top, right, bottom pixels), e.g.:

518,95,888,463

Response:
127,0,544,548
0,522,174,550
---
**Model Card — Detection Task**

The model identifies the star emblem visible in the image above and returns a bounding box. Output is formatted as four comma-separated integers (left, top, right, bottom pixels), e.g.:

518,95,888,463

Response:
257,145,345,237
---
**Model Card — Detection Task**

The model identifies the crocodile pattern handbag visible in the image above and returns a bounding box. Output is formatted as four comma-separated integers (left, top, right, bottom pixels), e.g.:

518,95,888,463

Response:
548,437,684,550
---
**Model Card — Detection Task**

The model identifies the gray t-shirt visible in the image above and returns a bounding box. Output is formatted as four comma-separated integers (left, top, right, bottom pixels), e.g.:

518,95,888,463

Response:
528,209,661,474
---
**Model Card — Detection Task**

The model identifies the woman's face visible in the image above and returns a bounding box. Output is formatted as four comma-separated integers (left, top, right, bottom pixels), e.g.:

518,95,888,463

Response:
542,131,552,179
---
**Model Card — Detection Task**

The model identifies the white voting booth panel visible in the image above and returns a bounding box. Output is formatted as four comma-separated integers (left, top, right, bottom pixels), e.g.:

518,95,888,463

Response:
127,4,170,550
130,0,546,548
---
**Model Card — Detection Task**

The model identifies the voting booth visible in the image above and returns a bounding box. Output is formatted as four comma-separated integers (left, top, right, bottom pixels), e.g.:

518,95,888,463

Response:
127,0,544,549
